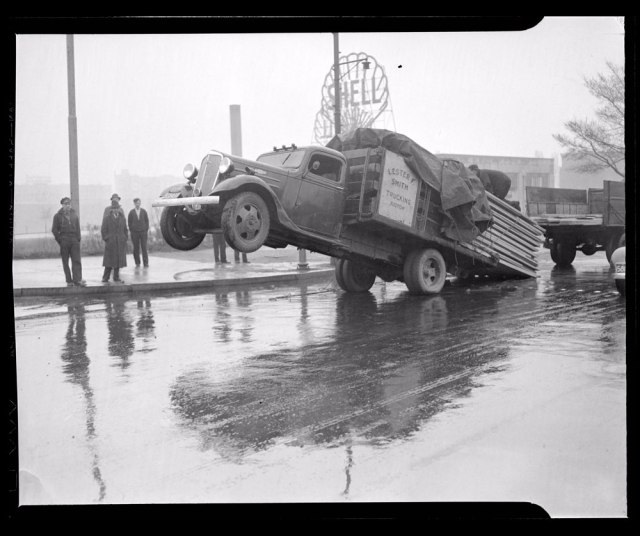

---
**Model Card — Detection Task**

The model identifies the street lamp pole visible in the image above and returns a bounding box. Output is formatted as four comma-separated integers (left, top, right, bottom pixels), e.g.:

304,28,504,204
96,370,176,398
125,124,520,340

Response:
66,34,80,219
333,32,341,137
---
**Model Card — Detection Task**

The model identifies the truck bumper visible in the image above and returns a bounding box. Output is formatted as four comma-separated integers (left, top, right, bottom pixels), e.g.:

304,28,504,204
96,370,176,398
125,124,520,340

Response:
152,196,220,208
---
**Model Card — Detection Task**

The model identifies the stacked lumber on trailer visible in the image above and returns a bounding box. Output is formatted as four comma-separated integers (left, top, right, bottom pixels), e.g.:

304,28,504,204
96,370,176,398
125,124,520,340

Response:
459,192,545,278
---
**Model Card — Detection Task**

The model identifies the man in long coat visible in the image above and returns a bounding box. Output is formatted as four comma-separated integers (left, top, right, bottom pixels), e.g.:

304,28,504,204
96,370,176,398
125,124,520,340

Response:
101,193,128,283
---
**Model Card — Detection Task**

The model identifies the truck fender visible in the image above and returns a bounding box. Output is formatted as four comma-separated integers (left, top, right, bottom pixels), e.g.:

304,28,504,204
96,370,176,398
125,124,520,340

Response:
213,175,299,230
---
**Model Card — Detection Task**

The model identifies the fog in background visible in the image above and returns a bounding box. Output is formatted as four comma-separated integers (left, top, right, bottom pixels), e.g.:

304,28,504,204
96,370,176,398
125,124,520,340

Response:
14,17,625,187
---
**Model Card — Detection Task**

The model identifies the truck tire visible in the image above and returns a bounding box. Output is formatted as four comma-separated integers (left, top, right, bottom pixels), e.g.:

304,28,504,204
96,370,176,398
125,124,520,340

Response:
615,279,625,295
222,191,271,253
403,248,447,294
160,206,206,251
335,259,376,292
555,240,576,267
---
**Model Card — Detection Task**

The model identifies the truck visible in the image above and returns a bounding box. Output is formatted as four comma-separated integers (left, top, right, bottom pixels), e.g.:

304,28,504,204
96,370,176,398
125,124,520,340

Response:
153,129,544,294
525,180,625,267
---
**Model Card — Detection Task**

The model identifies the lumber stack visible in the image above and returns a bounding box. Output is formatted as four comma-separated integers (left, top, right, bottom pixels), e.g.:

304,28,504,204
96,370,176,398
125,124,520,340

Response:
459,193,546,278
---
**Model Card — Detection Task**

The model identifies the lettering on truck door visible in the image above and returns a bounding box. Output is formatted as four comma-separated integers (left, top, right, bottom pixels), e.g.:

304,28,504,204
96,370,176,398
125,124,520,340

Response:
378,151,419,227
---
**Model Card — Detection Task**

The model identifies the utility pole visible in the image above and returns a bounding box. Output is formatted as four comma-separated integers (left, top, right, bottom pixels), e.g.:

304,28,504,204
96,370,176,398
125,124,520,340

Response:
66,35,80,219
333,32,341,137
229,104,243,156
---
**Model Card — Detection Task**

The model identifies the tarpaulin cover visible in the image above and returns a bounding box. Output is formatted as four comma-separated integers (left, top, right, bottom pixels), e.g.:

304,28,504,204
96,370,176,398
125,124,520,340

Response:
327,128,493,242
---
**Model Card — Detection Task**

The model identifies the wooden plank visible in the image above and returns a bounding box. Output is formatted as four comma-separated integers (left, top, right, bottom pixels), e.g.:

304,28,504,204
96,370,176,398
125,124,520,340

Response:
531,215,603,226
482,226,542,258
489,198,547,235
488,216,543,248
474,237,539,270
476,230,540,260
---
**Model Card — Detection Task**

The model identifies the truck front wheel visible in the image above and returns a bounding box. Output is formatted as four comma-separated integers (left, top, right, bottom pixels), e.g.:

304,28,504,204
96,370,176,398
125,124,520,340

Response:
222,191,271,253
554,240,576,267
335,259,376,292
160,206,206,251
403,248,447,294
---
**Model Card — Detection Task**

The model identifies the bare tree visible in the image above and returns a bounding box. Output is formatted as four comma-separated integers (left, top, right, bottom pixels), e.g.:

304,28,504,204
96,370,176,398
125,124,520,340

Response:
553,61,625,179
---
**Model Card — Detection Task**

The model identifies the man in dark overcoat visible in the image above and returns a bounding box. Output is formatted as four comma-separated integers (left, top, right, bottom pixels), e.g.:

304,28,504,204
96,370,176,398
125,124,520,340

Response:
127,197,150,268
101,193,129,283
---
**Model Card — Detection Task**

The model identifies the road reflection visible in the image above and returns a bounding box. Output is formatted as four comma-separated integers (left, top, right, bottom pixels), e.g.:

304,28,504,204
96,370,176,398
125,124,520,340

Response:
60,299,106,502
135,298,156,352
106,295,135,371
169,282,523,466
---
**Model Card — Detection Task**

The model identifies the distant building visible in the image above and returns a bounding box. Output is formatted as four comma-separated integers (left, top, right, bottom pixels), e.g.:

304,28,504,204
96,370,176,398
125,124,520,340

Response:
12,171,182,236
13,183,111,235
558,154,625,189
436,153,557,211
113,170,182,227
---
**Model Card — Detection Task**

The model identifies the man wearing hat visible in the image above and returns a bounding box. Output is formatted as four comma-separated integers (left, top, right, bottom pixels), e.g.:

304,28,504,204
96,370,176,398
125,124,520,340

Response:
51,197,86,287
101,194,129,283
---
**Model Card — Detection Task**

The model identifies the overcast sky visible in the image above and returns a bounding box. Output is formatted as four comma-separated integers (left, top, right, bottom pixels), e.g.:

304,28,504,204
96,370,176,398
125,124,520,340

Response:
14,16,625,186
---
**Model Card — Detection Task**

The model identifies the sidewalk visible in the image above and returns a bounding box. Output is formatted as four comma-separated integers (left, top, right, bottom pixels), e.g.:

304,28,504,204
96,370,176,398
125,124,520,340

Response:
12,246,335,298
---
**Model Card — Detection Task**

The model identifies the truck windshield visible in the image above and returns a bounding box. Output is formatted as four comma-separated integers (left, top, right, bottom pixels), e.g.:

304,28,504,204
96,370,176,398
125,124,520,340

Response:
257,149,306,169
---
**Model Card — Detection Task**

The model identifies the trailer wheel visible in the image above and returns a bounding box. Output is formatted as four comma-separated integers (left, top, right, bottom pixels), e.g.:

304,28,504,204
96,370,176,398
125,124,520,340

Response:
222,191,270,253
554,240,576,267
160,206,206,251
403,248,447,294
336,259,376,292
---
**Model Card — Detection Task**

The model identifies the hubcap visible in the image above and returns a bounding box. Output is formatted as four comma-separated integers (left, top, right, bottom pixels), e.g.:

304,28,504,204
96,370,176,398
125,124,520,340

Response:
236,204,262,240
422,259,439,284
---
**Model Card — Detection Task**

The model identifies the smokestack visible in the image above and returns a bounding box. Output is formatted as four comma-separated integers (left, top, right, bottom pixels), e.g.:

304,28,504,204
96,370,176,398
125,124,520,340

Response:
230,104,242,157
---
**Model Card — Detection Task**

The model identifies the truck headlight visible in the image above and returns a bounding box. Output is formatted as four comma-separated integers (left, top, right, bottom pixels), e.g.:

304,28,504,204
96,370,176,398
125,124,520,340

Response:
219,156,234,175
183,163,198,182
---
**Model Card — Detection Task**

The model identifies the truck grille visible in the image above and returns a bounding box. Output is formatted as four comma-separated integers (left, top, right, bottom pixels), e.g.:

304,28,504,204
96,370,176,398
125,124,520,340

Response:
195,154,222,196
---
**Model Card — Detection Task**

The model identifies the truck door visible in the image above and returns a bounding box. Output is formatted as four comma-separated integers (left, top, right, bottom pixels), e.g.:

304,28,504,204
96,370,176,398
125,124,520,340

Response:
289,153,345,237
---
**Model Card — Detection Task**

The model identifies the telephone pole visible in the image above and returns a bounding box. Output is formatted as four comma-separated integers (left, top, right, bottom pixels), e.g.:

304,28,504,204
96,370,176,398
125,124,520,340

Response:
333,32,341,136
66,35,80,219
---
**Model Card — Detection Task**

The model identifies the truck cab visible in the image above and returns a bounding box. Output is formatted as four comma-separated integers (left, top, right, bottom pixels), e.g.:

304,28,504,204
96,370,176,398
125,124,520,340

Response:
153,145,350,254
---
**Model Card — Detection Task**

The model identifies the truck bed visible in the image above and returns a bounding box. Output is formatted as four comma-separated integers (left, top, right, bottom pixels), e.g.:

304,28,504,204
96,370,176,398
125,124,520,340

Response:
343,148,544,279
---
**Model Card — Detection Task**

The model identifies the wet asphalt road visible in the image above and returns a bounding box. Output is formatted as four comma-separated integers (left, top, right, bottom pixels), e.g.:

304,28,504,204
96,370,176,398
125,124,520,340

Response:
13,251,627,516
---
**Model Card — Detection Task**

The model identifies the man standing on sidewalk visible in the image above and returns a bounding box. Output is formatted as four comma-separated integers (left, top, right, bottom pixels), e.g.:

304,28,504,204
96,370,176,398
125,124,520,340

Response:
101,193,129,283
127,198,150,268
212,229,228,264
51,197,86,287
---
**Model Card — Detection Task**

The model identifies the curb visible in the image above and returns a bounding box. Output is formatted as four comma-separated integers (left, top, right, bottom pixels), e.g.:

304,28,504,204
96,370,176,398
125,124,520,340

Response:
13,267,336,298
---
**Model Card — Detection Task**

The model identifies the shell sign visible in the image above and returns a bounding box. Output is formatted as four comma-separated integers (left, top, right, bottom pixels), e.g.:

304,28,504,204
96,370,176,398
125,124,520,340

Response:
313,52,390,145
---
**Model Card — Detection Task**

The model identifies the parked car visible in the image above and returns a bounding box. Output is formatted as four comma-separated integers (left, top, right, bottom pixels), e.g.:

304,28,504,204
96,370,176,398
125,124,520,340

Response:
610,246,625,295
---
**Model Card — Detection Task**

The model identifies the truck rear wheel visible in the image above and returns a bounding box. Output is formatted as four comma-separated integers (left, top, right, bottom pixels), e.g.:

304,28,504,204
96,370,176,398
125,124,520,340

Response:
160,206,206,251
222,191,271,253
335,259,376,292
554,240,576,267
403,248,447,294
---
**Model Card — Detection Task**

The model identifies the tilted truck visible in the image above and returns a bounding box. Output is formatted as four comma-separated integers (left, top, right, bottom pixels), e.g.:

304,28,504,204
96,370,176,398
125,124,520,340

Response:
152,129,544,294
525,180,625,267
